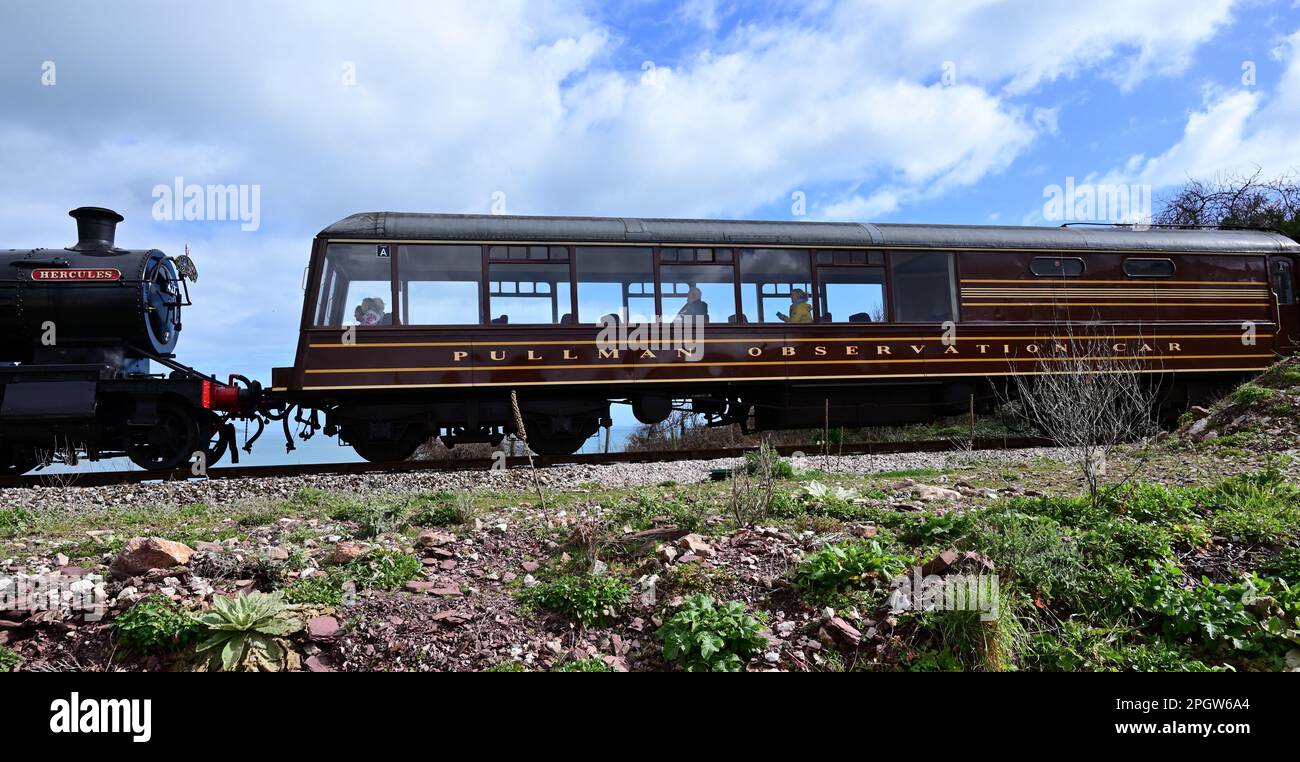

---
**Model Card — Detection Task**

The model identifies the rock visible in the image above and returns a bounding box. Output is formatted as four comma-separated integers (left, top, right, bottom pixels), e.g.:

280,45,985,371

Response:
304,655,335,672
522,574,539,588
1186,418,1210,439
825,617,862,646
1190,405,1213,420
921,549,960,576
431,586,463,597
521,560,541,573
417,529,455,548
266,546,290,561
110,537,194,578
658,544,678,563
676,533,715,557
194,541,225,553
54,553,70,567
637,574,659,608
439,560,458,571
431,610,472,625
913,485,962,503
307,616,340,640
330,541,370,564
405,580,436,594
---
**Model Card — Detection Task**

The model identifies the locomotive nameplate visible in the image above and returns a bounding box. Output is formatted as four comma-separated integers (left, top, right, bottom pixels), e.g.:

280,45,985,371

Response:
29,268,122,282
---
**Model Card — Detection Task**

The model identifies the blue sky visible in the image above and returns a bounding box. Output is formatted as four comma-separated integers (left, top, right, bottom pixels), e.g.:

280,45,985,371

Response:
2,0,1299,385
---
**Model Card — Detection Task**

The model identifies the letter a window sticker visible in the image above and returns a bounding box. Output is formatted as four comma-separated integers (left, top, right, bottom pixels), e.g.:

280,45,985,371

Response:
377,244,390,258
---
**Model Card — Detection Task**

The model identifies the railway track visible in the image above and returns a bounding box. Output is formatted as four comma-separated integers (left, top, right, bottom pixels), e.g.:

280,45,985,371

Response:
0,436,1054,489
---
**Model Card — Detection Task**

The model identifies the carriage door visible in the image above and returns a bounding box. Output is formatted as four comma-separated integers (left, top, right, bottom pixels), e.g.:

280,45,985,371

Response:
1271,256,1298,352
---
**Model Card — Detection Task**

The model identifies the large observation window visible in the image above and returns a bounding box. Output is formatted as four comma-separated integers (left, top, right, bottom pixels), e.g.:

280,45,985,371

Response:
488,262,572,324
739,249,812,324
890,251,956,322
398,245,483,325
661,262,736,323
817,267,885,323
575,247,654,323
313,243,394,327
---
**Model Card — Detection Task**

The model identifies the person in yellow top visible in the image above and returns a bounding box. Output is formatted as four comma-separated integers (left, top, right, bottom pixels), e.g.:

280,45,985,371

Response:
777,288,812,323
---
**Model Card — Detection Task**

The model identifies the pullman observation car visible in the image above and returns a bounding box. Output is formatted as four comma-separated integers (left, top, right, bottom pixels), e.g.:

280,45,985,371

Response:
273,213,1300,460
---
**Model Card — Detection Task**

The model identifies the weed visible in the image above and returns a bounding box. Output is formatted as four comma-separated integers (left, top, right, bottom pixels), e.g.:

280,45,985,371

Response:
919,591,1027,671
284,574,345,606
745,441,795,479
1233,384,1275,406
196,591,303,672
656,595,767,672
1028,619,1217,672
553,658,615,672
898,510,974,546
1202,470,1299,543
114,594,201,653
485,660,528,672
0,644,22,672
795,540,909,600
347,549,423,591
519,574,630,627
969,509,1088,606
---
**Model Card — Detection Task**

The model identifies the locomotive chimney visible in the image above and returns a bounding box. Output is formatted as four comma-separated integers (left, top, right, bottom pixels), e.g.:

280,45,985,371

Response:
68,206,125,251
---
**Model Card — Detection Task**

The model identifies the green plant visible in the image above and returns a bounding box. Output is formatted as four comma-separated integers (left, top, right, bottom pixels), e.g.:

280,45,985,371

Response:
899,510,974,545
970,509,1088,606
553,658,615,672
348,549,423,591
656,595,767,672
284,574,345,605
1143,566,1299,661
1233,383,1275,406
196,591,303,672
519,574,630,627
1028,620,1216,672
906,648,964,672
0,644,22,672
114,594,201,653
745,441,794,479
795,539,909,599
409,491,477,527
919,591,1028,672
1202,470,1299,543
0,507,36,537
485,660,528,672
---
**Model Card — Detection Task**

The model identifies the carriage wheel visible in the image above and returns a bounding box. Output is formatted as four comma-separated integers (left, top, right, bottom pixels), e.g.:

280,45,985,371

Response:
127,400,201,471
0,441,40,476
346,425,424,463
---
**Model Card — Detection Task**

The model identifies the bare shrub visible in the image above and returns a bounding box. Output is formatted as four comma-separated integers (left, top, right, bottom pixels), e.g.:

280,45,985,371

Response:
1002,331,1160,504
729,440,775,527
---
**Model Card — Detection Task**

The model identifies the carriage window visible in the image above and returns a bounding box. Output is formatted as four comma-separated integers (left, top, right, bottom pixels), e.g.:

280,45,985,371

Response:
817,267,885,323
575,247,654,323
488,262,572,324
1030,256,1085,277
739,249,812,324
890,251,956,322
313,244,394,327
1123,258,1175,277
1274,258,1295,305
396,244,482,325
661,264,736,323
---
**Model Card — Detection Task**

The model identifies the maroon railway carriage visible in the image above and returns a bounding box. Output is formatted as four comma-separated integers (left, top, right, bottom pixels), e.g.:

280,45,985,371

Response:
272,213,1300,460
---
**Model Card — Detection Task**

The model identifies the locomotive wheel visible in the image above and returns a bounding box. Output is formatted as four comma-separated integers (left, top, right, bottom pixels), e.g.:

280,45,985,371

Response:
127,400,201,471
346,426,424,463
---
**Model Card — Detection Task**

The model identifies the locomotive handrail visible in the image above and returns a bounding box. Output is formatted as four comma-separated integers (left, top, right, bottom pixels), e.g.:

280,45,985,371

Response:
9,257,70,268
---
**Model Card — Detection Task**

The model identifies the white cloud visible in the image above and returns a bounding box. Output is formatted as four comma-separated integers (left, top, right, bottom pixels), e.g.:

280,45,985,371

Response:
0,0,1245,374
1102,28,1300,190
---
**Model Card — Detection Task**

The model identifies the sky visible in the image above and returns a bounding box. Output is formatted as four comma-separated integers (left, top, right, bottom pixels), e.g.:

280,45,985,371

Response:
2,0,1300,384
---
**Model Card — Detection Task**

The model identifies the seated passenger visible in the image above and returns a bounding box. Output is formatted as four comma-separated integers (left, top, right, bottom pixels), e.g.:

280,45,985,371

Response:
356,298,382,326
849,312,872,323
491,314,509,324
676,286,708,320
777,288,812,323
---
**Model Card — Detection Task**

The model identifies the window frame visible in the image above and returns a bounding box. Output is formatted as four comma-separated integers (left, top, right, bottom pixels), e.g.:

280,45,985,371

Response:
888,250,959,323
656,248,740,323
485,258,575,326
1122,257,1176,278
1029,256,1086,278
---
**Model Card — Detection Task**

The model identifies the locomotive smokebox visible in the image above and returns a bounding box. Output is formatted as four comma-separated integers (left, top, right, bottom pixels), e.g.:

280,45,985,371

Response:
69,206,125,252
0,207,185,366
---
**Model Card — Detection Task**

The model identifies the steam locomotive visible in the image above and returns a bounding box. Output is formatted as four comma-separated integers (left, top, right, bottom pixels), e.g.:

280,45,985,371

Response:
0,208,259,474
